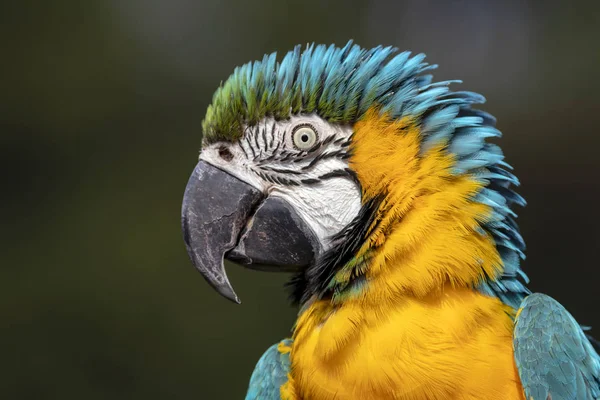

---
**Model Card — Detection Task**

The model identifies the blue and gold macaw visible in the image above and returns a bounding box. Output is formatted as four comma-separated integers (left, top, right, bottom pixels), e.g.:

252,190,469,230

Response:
181,41,600,399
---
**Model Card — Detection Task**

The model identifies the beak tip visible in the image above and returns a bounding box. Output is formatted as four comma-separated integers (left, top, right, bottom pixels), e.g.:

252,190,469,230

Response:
217,286,241,304
208,272,241,304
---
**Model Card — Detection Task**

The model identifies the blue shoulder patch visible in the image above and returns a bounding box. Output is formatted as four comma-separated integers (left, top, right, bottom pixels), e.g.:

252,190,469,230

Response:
245,339,292,400
514,293,600,400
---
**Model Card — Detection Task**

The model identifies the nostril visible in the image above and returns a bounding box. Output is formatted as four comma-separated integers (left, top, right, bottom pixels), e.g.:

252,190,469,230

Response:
218,145,234,161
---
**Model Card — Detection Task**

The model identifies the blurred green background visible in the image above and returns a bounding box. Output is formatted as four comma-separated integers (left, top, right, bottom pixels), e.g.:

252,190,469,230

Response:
2,0,599,398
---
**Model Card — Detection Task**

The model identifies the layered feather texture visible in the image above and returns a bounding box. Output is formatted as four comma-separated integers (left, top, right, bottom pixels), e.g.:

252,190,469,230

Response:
201,42,599,399
514,294,600,400
291,287,525,399
204,41,529,308
288,110,529,399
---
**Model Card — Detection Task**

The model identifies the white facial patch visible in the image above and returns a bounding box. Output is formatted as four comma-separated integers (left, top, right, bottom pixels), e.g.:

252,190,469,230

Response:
199,114,363,251
269,177,362,249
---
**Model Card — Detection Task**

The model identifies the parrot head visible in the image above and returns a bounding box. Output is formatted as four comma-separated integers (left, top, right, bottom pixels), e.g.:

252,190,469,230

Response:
182,41,527,306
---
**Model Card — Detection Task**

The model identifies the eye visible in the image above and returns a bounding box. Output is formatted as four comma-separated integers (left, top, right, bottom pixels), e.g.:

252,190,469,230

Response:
292,125,318,150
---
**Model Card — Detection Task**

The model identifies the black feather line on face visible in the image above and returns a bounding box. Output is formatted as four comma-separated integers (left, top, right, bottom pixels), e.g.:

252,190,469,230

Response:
245,135,256,159
259,166,304,175
239,141,249,158
317,168,357,182
268,122,276,148
301,149,348,170
261,125,268,151
319,134,338,147
333,136,347,145
253,126,261,154
300,178,320,185
287,195,382,305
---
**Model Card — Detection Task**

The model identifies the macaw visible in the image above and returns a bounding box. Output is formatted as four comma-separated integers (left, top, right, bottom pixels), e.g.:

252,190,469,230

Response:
181,41,600,399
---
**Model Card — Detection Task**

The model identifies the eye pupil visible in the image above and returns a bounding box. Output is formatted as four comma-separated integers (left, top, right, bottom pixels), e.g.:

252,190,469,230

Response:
301,134,309,142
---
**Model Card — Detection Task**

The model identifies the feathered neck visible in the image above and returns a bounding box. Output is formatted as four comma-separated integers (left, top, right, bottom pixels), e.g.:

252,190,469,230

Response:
291,108,529,309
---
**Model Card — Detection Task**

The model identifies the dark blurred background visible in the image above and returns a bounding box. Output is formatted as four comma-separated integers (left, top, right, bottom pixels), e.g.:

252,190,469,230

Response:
2,0,599,398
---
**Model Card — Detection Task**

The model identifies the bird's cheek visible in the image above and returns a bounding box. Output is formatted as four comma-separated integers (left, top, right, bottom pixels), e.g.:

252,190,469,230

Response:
269,177,362,251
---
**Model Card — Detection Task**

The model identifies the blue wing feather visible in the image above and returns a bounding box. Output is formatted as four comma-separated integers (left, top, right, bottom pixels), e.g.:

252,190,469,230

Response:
514,293,600,400
245,339,292,400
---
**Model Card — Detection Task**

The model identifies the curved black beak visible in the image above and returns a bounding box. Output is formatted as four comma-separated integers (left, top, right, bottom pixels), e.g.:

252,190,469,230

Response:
181,161,263,303
181,161,320,303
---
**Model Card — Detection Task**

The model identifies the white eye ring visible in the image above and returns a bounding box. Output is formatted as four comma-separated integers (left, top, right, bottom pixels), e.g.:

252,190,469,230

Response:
292,125,318,150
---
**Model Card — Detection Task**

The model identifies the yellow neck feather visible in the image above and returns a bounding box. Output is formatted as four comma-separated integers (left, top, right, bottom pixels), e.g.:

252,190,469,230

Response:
345,109,503,304
287,110,523,400
289,287,522,400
